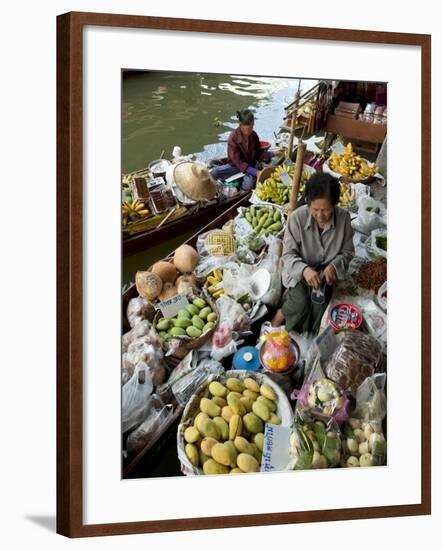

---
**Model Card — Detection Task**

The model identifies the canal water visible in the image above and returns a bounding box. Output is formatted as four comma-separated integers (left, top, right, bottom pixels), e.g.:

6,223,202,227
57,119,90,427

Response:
122,72,317,284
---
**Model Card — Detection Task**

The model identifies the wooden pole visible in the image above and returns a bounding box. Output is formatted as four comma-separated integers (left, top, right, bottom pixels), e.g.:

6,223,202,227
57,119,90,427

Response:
286,108,297,161
288,142,306,214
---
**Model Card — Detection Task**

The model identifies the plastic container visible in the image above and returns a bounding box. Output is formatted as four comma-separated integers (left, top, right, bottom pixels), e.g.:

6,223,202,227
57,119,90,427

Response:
328,303,363,331
232,346,261,371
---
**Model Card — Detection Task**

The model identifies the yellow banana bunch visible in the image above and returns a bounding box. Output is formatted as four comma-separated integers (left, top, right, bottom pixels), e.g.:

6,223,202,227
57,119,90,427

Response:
122,200,150,227
207,269,224,299
338,181,356,207
329,142,378,180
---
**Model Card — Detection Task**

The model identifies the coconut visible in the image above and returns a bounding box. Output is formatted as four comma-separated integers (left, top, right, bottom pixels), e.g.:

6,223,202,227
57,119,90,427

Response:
173,244,199,273
135,271,162,302
151,261,178,284
175,274,198,294
158,282,178,302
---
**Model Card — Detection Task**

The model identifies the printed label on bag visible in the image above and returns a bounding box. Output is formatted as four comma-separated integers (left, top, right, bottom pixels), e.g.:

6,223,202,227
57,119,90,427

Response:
158,293,189,319
315,325,338,361
261,424,291,472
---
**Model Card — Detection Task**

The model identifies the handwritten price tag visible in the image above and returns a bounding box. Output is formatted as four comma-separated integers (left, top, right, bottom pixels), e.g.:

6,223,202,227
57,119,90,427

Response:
315,325,338,361
157,293,189,319
260,424,291,472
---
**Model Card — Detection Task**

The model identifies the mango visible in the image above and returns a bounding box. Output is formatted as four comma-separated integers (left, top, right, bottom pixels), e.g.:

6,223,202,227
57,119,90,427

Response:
212,396,227,408
257,395,277,412
224,440,238,467
177,309,191,320
185,443,199,467
186,304,200,316
244,378,260,393
172,318,192,328
252,400,271,422
203,459,229,475
239,397,253,413
254,433,265,452
226,378,244,392
198,306,212,320
229,414,243,440
192,315,205,330
159,331,168,339
243,412,264,434
211,443,234,467
243,389,259,401
200,418,221,440
184,426,200,444
249,443,261,463
200,397,221,418
222,406,234,423
199,449,210,466
156,318,171,331
234,436,254,455
209,381,227,398
202,322,215,333
207,312,218,323
230,468,243,474
268,413,281,425
260,383,276,401
186,325,202,338
192,297,207,309
237,453,259,473
213,416,229,441
201,436,218,457
170,327,186,336
194,412,209,432
227,393,246,415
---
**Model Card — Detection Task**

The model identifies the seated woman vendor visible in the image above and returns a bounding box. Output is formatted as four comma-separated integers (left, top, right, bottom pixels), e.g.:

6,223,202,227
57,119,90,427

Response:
210,109,270,191
274,173,355,334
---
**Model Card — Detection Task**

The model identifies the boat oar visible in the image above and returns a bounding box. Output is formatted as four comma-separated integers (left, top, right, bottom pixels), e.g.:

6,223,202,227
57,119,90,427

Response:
288,142,306,215
157,206,178,228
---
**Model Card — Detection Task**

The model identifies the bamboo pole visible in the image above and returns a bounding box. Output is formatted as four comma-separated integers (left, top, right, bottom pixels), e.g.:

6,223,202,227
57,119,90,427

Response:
286,108,297,161
288,142,306,214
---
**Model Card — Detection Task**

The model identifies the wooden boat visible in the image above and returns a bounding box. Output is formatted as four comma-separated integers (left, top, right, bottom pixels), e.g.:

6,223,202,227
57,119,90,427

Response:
123,190,251,257
122,192,252,477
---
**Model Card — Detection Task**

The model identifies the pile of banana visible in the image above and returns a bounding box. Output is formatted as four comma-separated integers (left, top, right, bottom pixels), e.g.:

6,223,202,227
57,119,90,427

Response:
339,181,356,208
206,269,224,300
122,200,150,228
329,142,378,180
256,164,313,205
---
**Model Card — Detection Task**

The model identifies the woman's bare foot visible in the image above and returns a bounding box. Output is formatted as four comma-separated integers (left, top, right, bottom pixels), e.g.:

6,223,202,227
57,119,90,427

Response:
271,308,285,327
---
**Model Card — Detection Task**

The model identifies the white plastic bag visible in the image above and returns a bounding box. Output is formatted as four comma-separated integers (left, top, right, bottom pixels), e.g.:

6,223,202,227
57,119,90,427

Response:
258,237,283,307
377,281,387,311
122,363,154,433
365,228,387,259
351,196,386,235
126,398,174,455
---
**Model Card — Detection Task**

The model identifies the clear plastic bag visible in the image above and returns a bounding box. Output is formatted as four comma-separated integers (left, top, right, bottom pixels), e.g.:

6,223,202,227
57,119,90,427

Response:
126,296,156,328
292,357,350,424
126,397,174,455
125,341,167,387
361,300,387,349
122,354,135,386
377,281,387,311
259,324,296,373
351,196,386,235
122,320,161,353
258,238,283,307
122,363,154,433
365,228,387,260
324,330,383,396
171,359,224,406
289,419,342,470
354,373,387,423
194,230,236,279
222,263,255,301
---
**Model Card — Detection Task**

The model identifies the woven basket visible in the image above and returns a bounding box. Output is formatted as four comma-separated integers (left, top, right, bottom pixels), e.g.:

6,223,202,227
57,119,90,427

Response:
177,370,295,476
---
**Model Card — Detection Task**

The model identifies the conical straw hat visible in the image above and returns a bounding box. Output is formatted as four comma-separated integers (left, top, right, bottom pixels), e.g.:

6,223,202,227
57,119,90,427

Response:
173,162,217,201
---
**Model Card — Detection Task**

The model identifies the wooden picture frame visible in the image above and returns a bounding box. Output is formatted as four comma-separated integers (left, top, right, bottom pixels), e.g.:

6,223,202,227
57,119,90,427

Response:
57,11,431,537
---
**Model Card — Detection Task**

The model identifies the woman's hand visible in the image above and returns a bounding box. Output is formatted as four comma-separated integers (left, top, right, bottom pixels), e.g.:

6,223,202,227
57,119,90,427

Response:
303,266,321,289
323,264,337,286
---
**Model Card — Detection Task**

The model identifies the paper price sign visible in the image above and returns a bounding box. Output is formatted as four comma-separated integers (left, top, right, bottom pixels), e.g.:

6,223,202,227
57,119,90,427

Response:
157,293,189,319
279,171,292,186
260,424,292,473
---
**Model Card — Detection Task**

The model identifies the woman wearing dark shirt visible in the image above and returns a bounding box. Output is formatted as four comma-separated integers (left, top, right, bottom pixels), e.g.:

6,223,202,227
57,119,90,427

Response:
210,110,269,191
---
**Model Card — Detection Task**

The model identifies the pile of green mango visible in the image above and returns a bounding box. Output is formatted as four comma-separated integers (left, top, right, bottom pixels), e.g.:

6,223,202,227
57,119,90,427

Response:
156,297,217,340
244,206,283,237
